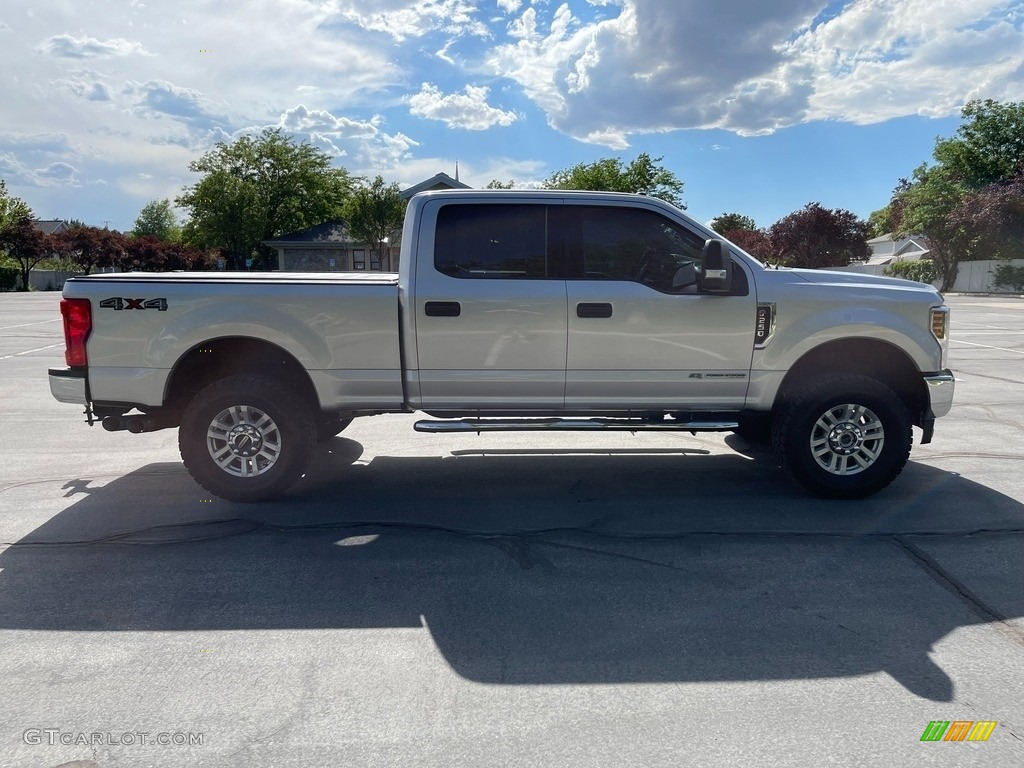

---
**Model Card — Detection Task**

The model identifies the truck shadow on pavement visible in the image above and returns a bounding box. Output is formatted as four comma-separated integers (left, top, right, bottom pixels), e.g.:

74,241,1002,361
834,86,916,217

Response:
1,437,1022,703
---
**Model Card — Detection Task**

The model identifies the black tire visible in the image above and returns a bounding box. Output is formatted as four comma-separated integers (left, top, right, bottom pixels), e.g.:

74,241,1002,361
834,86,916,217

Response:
178,374,316,502
316,414,353,442
771,374,912,499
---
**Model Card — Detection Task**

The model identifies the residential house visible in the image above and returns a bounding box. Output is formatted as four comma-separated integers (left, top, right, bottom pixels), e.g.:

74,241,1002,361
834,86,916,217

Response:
399,171,470,200
865,233,930,266
266,172,472,272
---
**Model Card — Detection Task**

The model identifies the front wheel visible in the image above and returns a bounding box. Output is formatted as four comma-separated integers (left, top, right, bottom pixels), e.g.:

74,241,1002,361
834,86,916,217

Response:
772,374,912,499
179,375,316,502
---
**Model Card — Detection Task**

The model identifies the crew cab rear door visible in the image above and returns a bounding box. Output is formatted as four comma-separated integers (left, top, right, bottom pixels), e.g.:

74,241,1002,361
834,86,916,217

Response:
408,199,567,410
563,202,756,410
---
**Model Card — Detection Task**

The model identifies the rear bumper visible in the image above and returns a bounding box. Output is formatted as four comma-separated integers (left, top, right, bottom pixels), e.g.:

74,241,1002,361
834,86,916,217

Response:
49,368,87,404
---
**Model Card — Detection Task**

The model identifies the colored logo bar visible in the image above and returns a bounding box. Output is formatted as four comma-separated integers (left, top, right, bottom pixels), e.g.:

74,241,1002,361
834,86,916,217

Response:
920,721,997,742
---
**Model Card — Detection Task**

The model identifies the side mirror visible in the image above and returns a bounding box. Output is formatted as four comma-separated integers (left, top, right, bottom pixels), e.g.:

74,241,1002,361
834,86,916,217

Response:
701,239,733,293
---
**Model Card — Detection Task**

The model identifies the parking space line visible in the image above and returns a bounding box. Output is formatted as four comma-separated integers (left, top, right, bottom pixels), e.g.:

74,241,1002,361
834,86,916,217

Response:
950,339,1024,354
0,343,64,361
954,331,1024,335
0,319,59,330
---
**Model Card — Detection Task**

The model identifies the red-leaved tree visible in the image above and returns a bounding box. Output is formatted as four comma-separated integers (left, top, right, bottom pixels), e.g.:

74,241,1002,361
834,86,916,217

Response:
769,203,870,268
0,217,53,291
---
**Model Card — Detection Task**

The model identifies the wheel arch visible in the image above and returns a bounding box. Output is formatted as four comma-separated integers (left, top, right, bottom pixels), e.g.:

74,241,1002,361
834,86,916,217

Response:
774,338,929,428
162,336,322,423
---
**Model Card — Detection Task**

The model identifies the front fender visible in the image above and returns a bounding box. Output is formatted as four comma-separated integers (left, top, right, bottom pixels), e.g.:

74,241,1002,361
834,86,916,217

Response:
756,306,940,374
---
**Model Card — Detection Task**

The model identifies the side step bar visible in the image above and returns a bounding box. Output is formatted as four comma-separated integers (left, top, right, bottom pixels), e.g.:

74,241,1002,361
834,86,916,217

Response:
414,417,739,434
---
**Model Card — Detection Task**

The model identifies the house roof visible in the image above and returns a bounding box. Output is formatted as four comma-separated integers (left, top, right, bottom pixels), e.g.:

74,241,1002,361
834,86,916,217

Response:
894,238,929,256
263,219,351,247
400,172,470,200
865,249,931,266
32,220,70,235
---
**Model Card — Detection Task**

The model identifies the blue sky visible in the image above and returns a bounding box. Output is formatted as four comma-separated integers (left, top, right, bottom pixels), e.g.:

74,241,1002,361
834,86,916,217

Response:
1,0,1021,232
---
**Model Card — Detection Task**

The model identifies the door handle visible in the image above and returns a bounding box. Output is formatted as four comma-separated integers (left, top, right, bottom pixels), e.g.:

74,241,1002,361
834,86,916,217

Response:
425,301,461,317
577,302,613,318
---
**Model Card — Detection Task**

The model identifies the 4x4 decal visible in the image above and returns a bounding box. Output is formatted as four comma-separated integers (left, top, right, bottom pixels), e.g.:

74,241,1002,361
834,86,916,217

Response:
100,297,168,311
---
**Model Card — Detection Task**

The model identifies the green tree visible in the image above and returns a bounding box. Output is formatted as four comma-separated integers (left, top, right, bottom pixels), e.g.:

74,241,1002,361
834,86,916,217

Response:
0,217,53,291
486,179,516,189
342,175,406,271
177,128,354,269
933,99,1024,187
883,100,1024,290
0,180,33,234
890,164,967,291
709,213,756,233
543,153,685,208
866,206,893,238
132,199,181,241
768,203,870,268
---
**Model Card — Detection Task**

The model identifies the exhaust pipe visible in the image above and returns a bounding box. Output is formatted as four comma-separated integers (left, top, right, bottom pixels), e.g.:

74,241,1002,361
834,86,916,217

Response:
125,415,165,433
102,415,169,433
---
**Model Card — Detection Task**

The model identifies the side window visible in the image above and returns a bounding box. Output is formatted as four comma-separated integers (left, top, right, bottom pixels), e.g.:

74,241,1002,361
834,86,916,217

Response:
435,204,549,279
578,206,707,293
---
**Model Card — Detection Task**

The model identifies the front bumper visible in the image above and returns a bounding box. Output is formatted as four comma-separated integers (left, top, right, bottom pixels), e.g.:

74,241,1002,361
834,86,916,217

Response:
919,369,954,445
49,368,87,404
924,370,955,419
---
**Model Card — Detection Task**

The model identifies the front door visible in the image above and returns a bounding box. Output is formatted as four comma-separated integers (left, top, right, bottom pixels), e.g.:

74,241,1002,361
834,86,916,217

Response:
563,203,756,411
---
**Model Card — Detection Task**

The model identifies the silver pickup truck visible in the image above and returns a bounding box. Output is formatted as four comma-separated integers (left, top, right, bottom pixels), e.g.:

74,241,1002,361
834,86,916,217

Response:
49,190,954,502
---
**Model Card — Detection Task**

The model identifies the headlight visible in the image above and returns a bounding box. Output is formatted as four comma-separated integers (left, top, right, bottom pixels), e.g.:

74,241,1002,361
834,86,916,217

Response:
930,307,949,340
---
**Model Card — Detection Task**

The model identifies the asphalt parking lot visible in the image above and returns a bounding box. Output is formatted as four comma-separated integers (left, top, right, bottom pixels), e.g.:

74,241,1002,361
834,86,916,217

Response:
1,291,1022,767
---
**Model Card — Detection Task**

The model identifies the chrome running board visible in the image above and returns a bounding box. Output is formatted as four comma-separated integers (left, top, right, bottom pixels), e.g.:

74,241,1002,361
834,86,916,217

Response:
414,417,739,434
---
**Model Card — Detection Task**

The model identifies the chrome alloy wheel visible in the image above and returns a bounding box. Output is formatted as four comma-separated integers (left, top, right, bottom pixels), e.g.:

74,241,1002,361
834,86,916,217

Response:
206,405,282,477
809,403,885,476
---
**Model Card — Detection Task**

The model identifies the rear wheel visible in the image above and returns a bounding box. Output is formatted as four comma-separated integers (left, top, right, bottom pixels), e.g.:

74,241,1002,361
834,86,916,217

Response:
772,374,912,498
179,374,316,502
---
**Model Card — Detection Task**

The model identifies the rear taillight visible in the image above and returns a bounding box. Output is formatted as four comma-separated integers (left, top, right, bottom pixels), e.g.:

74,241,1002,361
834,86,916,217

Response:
60,298,91,367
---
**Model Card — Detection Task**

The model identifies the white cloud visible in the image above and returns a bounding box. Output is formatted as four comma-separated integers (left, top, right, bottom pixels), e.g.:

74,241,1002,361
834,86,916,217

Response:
38,34,149,58
485,0,1024,145
53,71,113,102
786,0,1024,125
278,105,379,138
338,0,490,41
408,83,518,129
497,0,522,13
0,154,80,187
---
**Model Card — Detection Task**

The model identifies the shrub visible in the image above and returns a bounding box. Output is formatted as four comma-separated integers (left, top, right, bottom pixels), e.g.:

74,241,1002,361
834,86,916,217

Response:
884,259,938,284
0,262,18,291
993,264,1024,291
